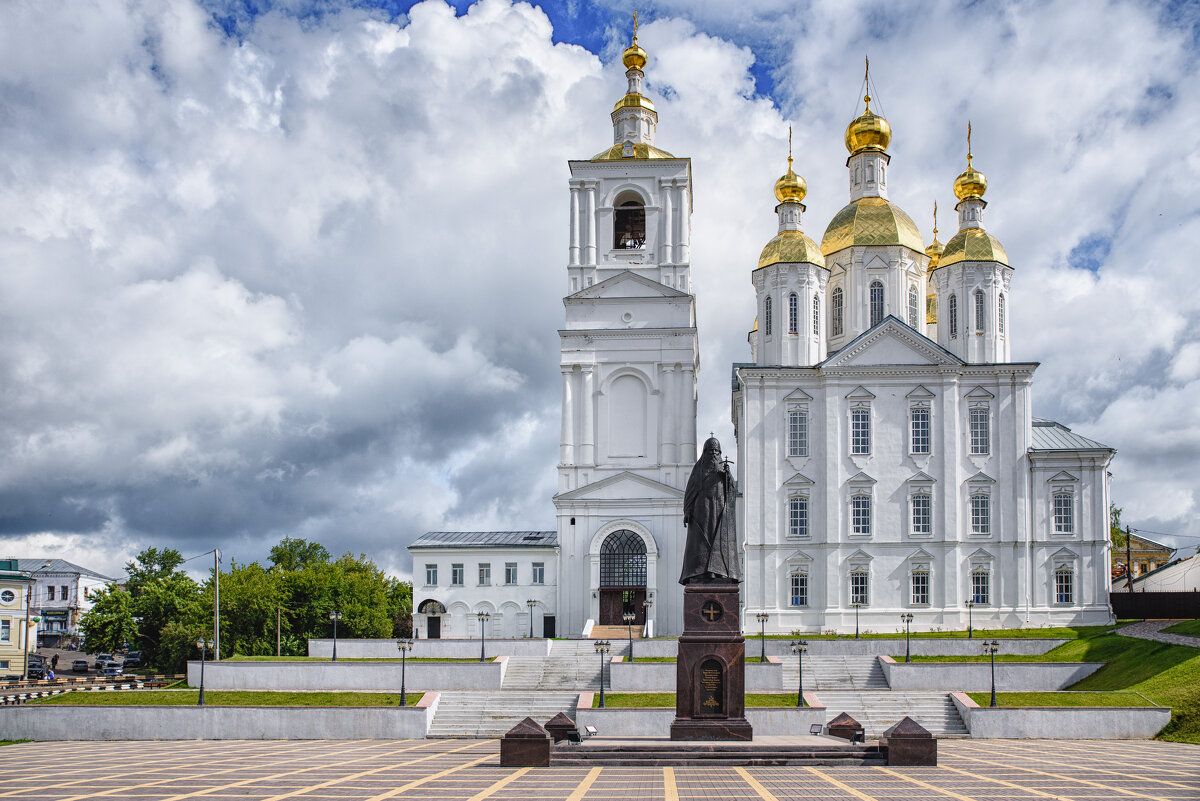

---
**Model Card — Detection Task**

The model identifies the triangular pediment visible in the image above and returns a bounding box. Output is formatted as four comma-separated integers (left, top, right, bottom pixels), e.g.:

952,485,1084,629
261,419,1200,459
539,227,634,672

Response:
784,387,813,402
783,549,814,563
783,472,815,487
966,471,996,485
906,471,937,485
847,471,876,486
968,547,995,561
1051,546,1079,560
906,548,935,561
906,384,935,399
845,549,873,562
823,317,962,368
965,385,995,399
554,470,684,502
846,385,876,400
865,254,889,271
1048,471,1079,483
569,270,687,299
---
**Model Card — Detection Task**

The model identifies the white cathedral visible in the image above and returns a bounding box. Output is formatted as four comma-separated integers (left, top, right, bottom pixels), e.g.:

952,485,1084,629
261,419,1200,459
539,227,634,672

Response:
409,36,1115,639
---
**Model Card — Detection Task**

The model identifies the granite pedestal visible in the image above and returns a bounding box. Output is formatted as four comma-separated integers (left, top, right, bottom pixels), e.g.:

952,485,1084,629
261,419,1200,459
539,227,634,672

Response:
670,584,752,741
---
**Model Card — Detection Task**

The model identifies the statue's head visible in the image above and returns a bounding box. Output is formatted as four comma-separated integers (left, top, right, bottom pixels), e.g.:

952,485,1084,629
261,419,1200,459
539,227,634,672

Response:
703,437,721,456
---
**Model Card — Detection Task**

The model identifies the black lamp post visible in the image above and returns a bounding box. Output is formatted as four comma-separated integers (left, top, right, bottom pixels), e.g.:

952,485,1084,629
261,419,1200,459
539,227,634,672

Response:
966,599,975,639
623,611,636,662
594,639,611,708
852,602,863,639
476,611,490,662
328,611,343,661
397,639,413,706
984,639,999,707
790,640,808,707
527,599,536,638
901,613,914,663
756,612,769,662
195,638,213,706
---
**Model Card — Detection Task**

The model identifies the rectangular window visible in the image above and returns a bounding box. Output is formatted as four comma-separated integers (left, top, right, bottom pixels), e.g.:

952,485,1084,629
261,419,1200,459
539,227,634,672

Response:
1054,493,1074,534
910,407,930,454
0,660,7,670
451,564,464,586
969,408,989,455
911,494,932,535
61,585,69,600
850,571,870,606
425,564,438,586
852,495,871,536
0,620,8,642
1055,568,1074,604
532,562,545,585
790,573,808,607
851,408,870,455
47,586,54,601
911,570,930,605
971,570,990,605
788,410,808,457
975,291,986,333
788,497,809,539
505,562,518,585
478,564,491,586
971,494,990,535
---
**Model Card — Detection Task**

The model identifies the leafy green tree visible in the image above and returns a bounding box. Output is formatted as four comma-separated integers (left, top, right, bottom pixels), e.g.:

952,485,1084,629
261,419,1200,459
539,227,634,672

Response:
212,560,284,657
269,537,330,571
78,586,138,653
1111,504,1128,548
125,547,201,669
387,579,413,638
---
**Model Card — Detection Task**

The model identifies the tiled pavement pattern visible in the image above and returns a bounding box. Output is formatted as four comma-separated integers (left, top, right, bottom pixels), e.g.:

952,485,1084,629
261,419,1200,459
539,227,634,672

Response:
1,738,1198,801
1118,620,1200,649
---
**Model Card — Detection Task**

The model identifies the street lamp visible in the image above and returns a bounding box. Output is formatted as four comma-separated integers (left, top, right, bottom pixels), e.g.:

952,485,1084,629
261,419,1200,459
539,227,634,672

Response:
594,640,611,708
527,599,536,638
396,639,413,706
901,613,914,663
756,612,769,662
790,640,808,707
623,611,636,662
328,611,343,662
476,611,491,662
966,599,975,639
195,638,213,706
851,602,864,639
984,639,1000,708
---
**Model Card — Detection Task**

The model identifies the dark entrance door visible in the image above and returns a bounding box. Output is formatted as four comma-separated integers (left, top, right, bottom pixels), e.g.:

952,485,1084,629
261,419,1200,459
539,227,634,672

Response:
542,615,556,638
426,617,441,639
599,530,648,626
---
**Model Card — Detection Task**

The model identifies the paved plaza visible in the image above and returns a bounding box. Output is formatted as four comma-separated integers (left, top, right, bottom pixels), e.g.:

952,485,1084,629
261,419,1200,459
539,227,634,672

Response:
1,738,1198,801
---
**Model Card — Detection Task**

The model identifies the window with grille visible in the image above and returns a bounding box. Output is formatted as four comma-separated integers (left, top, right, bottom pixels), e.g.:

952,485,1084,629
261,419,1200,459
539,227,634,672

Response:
788,497,808,538
788,409,808,457
832,287,844,336
911,407,930,454
813,295,820,336
975,290,985,332
788,292,798,334
971,493,990,535
911,570,930,605
790,573,808,607
1055,567,1074,604
478,563,491,586
949,294,958,338
998,294,1006,335
969,408,989,455
1054,493,1074,533
851,408,870,454
613,197,645,249
850,570,870,605
451,564,464,586
532,562,545,584
600,530,647,587
911,493,932,535
764,295,773,336
505,562,518,585
908,285,919,327
425,564,438,586
851,495,871,536
971,569,990,605
870,280,884,326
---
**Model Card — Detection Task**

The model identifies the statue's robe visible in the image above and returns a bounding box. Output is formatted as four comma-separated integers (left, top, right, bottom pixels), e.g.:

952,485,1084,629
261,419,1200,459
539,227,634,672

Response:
680,455,740,585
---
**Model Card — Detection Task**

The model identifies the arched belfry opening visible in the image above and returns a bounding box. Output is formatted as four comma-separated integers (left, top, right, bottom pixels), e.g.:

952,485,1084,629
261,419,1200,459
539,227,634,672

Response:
613,191,646,249
599,529,647,625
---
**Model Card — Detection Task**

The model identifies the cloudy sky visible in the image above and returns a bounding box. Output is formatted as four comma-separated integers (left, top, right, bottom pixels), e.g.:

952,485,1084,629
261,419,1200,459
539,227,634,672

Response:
2,0,1198,580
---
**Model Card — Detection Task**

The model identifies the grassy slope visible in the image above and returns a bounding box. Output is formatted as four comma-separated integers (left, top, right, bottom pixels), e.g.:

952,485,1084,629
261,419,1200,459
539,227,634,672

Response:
1163,620,1200,637
965,692,1154,707
32,691,423,706
763,625,1116,640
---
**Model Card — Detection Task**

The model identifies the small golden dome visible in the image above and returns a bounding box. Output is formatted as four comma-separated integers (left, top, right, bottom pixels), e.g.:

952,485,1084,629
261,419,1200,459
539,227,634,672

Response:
757,230,826,270
612,92,656,113
751,316,758,333
845,106,891,155
590,141,675,161
954,158,987,201
774,156,807,203
938,227,1008,269
821,196,924,255
623,41,647,71
925,237,943,270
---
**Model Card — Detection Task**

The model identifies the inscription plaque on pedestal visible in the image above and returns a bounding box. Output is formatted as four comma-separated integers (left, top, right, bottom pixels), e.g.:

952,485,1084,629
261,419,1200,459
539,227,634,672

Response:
670,585,753,740
699,659,724,716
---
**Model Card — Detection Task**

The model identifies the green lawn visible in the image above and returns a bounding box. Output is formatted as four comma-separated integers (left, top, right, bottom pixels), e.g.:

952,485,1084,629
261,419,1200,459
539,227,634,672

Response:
966,692,1156,707
1163,620,1200,637
226,656,475,662
592,693,803,708
31,690,423,707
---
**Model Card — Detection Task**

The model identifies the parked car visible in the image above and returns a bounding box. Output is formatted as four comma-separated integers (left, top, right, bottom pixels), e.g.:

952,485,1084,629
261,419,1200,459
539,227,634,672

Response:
26,664,46,680
71,659,89,673
99,664,123,678
122,651,141,668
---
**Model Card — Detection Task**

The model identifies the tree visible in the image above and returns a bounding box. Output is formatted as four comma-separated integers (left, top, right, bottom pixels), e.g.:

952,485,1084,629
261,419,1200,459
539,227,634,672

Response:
269,537,330,572
387,579,413,638
1111,504,1128,548
124,548,201,670
78,586,138,653
211,560,284,658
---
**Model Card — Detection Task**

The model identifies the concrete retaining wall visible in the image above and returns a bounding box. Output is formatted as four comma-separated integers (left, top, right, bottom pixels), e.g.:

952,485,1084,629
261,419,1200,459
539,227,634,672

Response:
950,692,1171,739
187,660,504,691
608,661,783,693
880,658,1102,691
308,638,552,659
576,705,827,737
0,701,435,741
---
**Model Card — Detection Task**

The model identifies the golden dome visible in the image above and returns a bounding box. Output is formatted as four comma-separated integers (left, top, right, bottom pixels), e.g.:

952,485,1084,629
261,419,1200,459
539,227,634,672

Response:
821,196,924,255
925,202,943,269
590,141,675,161
774,156,807,203
752,316,758,332
757,230,826,270
612,92,656,113
954,158,987,201
845,106,891,155
937,227,1008,269
623,41,647,71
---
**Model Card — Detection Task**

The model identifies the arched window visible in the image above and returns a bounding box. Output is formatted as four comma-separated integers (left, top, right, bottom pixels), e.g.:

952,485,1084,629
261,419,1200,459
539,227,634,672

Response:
974,290,985,333
907,285,919,327
866,163,874,182
854,166,861,185
971,568,990,605
869,280,884,327
764,295,773,336
812,295,820,336
600,530,647,588
948,294,958,338
613,193,645,249
998,294,1006,335
788,293,798,335
832,287,844,336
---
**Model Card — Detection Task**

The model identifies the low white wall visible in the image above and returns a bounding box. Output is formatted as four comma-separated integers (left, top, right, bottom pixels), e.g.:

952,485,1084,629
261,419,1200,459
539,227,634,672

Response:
597,638,1066,658
607,661,782,693
0,703,433,741
187,660,504,691
963,705,1171,739
308,638,552,659
880,659,1103,691
575,706,827,737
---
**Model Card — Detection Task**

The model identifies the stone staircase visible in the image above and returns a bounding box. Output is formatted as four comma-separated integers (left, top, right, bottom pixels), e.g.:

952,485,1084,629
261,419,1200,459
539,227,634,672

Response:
791,655,890,690
501,640,611,690
815,690,968,738
588,625,643,640
426,691,579,738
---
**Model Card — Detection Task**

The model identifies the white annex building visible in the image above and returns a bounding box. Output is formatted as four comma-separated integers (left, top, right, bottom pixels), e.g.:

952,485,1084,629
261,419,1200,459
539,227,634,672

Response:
410,38,1116,639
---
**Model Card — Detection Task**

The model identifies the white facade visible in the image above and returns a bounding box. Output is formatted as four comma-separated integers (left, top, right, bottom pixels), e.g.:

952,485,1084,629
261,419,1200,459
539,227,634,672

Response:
18,559,113,646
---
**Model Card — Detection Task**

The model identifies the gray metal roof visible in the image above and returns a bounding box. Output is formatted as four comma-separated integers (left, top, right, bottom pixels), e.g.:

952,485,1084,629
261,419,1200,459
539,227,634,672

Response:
17,559,116,581
409,531,558,550
1030,419,1113,452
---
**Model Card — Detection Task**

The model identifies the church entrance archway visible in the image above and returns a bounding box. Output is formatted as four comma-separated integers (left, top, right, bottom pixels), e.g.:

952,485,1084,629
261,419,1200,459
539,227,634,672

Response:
599,530,648,626
418,599,446,639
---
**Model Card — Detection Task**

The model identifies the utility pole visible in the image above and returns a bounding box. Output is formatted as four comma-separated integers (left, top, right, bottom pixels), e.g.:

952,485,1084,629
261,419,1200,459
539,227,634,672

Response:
1126,525,1133,592
21,586,32,682
277,606,282,657
213,548,220,660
